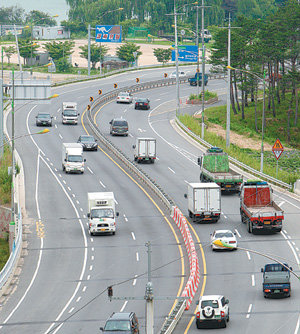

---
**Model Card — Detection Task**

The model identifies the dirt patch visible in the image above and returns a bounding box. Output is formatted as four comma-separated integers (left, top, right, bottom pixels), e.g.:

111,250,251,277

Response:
207,123,273,151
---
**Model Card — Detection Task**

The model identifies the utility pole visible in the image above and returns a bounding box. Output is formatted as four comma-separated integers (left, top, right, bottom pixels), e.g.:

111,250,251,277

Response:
88,24,91,76
13,25,22,72
145,242,154,334
0,47,3,157
201,0,206,139
195,5,200,97
226,12,231,148
174,0,180,116
11,68,15,235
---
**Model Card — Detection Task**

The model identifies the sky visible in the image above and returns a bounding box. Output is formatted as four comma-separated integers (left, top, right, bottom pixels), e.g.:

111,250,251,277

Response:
7,0,69,24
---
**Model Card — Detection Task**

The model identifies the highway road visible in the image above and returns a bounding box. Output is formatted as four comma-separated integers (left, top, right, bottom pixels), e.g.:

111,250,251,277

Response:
1,65,299,334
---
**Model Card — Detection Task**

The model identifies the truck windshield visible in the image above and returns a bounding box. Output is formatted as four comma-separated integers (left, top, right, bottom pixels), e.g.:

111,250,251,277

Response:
265,264,288,272
68,155,83,162
104,320,130,331
63,110,77,116
91,208,114,219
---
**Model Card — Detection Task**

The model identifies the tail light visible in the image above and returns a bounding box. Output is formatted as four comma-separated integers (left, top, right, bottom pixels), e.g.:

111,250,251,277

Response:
264,289,271,293
283,288,289,292
229,241,236,244
220,311,225,318
215,213,220,216
196,312,200,318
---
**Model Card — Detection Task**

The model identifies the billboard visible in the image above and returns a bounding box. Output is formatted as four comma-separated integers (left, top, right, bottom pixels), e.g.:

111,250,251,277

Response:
171,45,198,62
95,25,122,43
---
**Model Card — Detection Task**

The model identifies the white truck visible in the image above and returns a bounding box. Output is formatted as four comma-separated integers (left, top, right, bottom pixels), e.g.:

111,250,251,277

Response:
133,138,156,163
87,192,119,235
62,143,85,173
62,102,79,125
185,182,221,223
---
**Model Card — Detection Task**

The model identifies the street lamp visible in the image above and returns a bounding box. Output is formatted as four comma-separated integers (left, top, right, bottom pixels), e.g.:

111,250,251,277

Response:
227,65,266,173
88,8,124,76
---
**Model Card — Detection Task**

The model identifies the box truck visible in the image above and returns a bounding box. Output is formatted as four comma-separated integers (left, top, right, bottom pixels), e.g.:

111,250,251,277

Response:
133,138,156,163
87,192,119,235
185,182,221,223
62,143,85,173
62,102,79,125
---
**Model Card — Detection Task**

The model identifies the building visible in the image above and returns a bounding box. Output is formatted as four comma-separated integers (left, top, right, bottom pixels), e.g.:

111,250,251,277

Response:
33,26,70,40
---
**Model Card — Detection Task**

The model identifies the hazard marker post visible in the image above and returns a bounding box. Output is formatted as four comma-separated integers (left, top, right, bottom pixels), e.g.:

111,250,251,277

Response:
272,138,284,178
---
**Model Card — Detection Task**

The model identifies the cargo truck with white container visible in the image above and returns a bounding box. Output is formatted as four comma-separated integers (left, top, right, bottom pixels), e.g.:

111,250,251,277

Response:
184,182,221,223
62,102,79,124
133,138,156,163
62,143,85,173
87,192,119,235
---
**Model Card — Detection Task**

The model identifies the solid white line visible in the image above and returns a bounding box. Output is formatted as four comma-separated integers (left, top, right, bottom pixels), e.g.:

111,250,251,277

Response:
281,231,300,265
59,133,63,139
235,229,241,238
283,230,287,233
246,251,251,260
246,304,252,318
87,166,94,174
114,199,118,205
68,307,74,314
136,252,139,261
76,297,81,302
168,167,175,174
131,232,136,240
99,180,106,188
278,201,285,207
251,274,255,287
120,301,128,312
294,314,300,334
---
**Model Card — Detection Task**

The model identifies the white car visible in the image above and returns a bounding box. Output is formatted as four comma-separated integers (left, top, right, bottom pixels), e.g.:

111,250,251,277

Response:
210,230,237,251
196,295,229,328
116,92,133,104
169,70,187,78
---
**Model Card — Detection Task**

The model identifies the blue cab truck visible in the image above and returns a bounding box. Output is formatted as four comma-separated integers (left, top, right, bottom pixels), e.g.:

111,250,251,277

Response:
188,73,208,86
261,263,292,298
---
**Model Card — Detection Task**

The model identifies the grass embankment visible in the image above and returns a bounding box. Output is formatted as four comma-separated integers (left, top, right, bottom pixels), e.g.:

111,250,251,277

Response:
190,91,217,101
0,146,11,269
179,93,300,185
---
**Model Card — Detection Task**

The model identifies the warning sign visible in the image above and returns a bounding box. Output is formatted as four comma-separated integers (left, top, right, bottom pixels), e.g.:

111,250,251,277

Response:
272,138,284,160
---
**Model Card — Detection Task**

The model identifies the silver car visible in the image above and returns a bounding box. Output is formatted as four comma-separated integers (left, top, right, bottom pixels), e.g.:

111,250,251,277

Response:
116,92,133,104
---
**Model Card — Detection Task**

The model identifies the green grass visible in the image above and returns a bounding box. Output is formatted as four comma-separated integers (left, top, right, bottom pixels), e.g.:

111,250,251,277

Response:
189,91,217,101
178,114,300,185
0,146,12,205
0,237,9,271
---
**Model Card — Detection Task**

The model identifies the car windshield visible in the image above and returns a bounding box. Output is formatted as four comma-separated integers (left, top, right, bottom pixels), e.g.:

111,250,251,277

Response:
63,110,77,116
38,114,50,118
80,136,94,142
113,121,128,127
215,232,233,238
67,155,83,162
119,92,129,97
201,300,219,308
137,99,147,103
91,208,114,219
104,320,131,331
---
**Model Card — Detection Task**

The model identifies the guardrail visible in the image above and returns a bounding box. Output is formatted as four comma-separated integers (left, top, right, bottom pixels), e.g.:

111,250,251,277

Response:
160,299,186,334
175,117,292,191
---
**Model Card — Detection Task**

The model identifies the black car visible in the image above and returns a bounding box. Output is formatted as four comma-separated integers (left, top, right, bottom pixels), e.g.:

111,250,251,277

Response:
109,119,129,136
100,312,139,333
77,135,98,151
36,112,53,126
134,98,150,110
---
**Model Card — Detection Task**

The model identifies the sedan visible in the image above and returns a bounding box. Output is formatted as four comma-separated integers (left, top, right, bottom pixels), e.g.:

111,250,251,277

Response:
210,230,237,251
35,112,53,126
116,92,133,104
77,135,98,151
135,98,150,110
169,70,187,78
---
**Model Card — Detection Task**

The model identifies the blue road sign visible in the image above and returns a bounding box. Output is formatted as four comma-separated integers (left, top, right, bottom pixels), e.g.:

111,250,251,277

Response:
95,25,122,43
171,45,198,62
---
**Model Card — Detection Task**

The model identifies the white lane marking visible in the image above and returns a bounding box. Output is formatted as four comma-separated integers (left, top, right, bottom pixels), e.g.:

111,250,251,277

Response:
92,247,94,251
133,278,137,286
72,193,75,198
99,180,106,188
138,128,146,133
235,229,241,238
296,247,299,252
87,275,90,280
59,133,63,139
87,166,94,174
68,307,74,314
63,180,66,184
136,252,139,261
284,230,287,233
276,195,300,210
83,214,86,219
76,200,80,205
89,265,93,271
125,217,128,222
114,199,118,205
246,251,251,260
288,235,291,239
168,167,175,174
292,241,296,246
156,156,159,160
57,108,60,113
120,301,128,312
281,231,300,265
58,173,62,177
46,157,50,161
251,275,255,286
76,297,81,302
184,180,189,184
295,314,300,334
68,186,71,191
55,124,57,128
123,109,127,113
54,168,58,172
91,238,94,243
50,162,53,166
155,98,161,101
25,106,88,334
80,208,83,212
131,232,136,240
278,201,285,207
54,116,57,120
128,133,133,138
82,286,87,292
91,256,94,261
246,304,252,318
223,215,227,219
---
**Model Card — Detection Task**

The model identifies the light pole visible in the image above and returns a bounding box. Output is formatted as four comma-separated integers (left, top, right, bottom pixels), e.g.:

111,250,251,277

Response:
227,65,266,173
88,8,123,76
226,13,231,148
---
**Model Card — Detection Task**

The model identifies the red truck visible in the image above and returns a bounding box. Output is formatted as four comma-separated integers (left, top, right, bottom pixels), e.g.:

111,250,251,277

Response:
240,180,284,233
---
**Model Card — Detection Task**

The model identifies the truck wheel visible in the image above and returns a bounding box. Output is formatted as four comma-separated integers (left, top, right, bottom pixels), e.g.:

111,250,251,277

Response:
200,173,204,182
112,231,116,235
247,221,251,233
189,211,193,218
222,320,227,328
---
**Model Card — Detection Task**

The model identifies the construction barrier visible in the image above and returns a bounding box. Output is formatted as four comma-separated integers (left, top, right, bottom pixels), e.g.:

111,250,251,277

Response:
172,206,200,310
